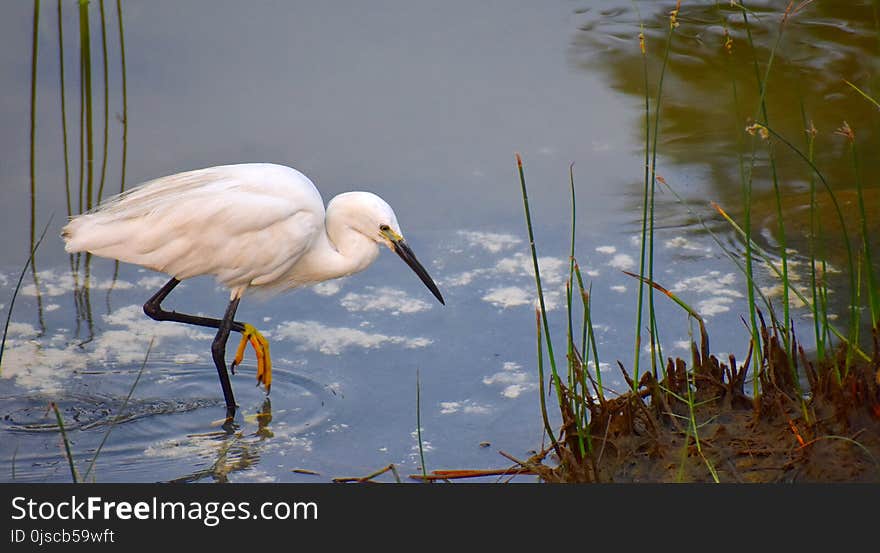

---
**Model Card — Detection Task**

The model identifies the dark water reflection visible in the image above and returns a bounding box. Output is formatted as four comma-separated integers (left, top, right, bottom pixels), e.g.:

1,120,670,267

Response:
573,1,880,201
1,1,878,482
572,0,880,311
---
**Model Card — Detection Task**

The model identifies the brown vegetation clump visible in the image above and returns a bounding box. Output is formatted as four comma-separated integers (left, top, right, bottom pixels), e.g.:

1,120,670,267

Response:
522,321,880,483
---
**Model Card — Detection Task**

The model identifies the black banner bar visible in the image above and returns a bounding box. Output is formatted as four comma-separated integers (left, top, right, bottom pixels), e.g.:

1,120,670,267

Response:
1,483,876,548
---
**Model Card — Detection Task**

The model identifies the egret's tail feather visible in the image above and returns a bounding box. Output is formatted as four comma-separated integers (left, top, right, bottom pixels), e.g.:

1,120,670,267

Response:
62,214,130,255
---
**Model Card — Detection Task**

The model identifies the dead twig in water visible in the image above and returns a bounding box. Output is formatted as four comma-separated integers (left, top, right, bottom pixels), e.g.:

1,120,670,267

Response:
333,463,401,483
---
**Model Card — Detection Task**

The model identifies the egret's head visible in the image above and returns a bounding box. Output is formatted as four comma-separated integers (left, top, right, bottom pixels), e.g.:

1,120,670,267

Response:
328,192,401,246
328,191,444,305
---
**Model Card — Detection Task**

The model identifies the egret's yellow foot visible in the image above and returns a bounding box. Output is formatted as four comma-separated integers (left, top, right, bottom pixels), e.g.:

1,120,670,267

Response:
231,323,272,394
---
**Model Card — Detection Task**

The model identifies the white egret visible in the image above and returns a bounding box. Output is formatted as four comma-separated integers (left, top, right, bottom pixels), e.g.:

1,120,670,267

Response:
62,163,444,416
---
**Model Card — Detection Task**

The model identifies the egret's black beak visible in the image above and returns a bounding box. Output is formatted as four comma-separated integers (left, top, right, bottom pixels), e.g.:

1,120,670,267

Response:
386,233,445,305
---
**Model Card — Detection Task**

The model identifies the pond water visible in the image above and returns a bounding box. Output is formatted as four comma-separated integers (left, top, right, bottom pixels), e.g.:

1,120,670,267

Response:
1,1,877,483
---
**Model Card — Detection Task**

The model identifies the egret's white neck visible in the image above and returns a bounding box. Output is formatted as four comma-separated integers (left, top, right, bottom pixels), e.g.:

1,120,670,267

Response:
324,218,381,277
280,196,382,289
296,201,378,282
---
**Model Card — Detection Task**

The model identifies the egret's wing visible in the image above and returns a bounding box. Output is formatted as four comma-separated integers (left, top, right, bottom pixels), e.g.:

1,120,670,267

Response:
63,164,325,291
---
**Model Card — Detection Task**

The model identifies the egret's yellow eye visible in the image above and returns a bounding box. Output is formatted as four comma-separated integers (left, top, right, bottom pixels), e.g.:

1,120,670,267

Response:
379,224,390,231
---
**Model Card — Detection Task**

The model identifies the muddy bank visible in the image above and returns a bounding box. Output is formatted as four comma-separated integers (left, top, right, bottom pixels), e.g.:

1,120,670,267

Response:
518,323,880,483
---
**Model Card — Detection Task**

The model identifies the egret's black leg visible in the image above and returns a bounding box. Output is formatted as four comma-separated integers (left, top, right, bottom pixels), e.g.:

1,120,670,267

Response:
212,297,241,414
143,278,247,416
143,278,246,333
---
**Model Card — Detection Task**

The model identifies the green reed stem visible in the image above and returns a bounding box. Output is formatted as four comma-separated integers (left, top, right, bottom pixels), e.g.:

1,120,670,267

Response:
713,196,868,363
565,279,575,404
793,86,823,358
29,0,39,239
844,79,880,111
82,338,152,481
645,18,675,379
565,164,594,458
736,80,761,395
633,11,675,387
634,18,651,389
819,258,832,348
847,136,878,329
800,112,826,360
657,179,776,332
79,0,94,211
566,286,592,462
51,402,79,483
57,0,73,221
842,82,880,329
572,264,603,400
29,0,47,336
106,0,129,307
416,368,427,481
741,3,775,377
0,220,53,371
11,444,18,480
682,353,719,483
116,0,128,194
759,123,859,375
534,309,558,454
716,2,764,393
806,435,880,476
567,164,577,415
96,0,109,203
740,1,808,398
663,378,719,483
745,3,793,355
517,154,563,452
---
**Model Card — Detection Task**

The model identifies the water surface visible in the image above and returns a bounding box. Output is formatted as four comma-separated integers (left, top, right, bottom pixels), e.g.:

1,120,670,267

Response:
1,1,876,482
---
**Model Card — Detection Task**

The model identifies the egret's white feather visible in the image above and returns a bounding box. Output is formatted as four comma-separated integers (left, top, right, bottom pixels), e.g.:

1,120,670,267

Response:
62,162,441,305
63,163,326,296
